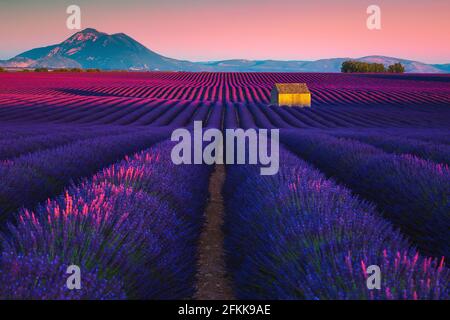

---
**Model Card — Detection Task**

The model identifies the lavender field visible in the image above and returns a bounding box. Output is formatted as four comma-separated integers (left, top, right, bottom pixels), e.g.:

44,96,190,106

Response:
0,72,448,300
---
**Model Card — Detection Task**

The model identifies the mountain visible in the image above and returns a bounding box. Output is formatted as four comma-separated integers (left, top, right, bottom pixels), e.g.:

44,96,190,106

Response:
433,64,450,73
2,28,198,71
356,56,442,73
197,56,446,73
1,28,448,73
197,58,348,72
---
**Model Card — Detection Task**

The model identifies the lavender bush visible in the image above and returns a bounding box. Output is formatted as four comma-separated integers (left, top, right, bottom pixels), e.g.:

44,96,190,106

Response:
332,132,450,165
223,147,449,299
0,126,137,160
281,131,450,259
0,129,170,227
1,140,211,299
0,252,126,299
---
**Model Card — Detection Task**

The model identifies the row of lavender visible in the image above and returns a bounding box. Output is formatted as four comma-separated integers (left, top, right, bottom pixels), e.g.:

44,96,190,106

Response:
2,73,449,106
0,123,448,299
281,131,450,259
321,128,450,147
0,140,211,299
1,97,448,128
223,146,448,299
0,124,104,140
0,126,140,160
0,128,171,227
325,131,450,166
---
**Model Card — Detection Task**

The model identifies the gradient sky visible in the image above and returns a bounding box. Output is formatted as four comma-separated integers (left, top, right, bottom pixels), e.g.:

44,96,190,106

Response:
0,0,449,63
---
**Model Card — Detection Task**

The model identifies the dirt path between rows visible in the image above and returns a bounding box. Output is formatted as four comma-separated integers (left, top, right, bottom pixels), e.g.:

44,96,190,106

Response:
194,164,235,300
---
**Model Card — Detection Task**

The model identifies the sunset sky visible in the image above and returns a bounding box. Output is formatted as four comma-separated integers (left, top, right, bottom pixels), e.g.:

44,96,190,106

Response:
0,0,449,63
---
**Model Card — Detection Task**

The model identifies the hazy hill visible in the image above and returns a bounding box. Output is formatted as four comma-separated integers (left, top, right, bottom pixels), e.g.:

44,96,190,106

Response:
1,28,448,73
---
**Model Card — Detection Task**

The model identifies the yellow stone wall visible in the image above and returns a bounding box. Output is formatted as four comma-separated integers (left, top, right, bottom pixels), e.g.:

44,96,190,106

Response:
278,93,311,107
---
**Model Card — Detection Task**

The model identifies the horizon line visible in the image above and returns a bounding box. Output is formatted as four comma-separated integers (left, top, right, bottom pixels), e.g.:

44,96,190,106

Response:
2,28,449,65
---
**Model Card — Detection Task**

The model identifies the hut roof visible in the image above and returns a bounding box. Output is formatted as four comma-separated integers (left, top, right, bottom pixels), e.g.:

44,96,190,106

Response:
273,83,310,94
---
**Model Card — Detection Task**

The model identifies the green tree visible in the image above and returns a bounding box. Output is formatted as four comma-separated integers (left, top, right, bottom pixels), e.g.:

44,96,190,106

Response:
388,63,405,73
341,60,386,73
341,61,356,73
34,68,49,72
369,63,386,73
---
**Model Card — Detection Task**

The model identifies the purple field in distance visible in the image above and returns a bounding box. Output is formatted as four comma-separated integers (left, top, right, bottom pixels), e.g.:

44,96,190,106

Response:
0,72,448,300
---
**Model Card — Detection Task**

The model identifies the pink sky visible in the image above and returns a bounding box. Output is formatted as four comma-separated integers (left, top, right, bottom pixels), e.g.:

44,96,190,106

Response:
1,0,449,63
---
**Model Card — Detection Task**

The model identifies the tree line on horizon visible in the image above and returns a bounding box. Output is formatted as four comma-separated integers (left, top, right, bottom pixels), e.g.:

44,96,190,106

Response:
0,67,101,73
2,63,407,74
341,61,405,73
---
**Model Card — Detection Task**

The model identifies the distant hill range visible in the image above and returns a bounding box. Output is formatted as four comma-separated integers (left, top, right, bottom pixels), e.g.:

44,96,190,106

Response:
1,28,448,73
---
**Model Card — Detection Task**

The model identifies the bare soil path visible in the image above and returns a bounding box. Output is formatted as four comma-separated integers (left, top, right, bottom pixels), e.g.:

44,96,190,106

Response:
194,165,235,300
